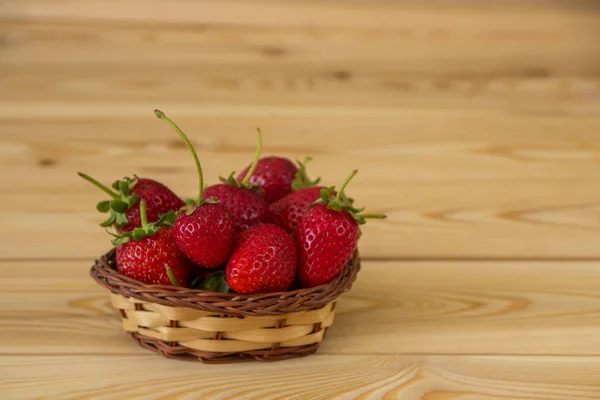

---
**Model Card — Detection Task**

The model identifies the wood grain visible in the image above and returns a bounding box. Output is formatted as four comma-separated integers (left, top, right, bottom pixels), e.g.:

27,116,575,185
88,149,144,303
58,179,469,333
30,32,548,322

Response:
1,3,599,260
2,1,600,397
2,355,600,400
2,114,599,259
3,259,600,356
1,19,599,110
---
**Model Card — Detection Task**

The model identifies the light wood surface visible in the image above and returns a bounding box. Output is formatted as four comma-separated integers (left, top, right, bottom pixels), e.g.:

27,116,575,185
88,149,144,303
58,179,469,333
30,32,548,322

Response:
1,1,599,399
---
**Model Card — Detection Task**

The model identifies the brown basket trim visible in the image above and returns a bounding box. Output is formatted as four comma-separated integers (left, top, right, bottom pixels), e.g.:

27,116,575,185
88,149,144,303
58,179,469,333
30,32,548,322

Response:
134,333,321,363
91,248,360,317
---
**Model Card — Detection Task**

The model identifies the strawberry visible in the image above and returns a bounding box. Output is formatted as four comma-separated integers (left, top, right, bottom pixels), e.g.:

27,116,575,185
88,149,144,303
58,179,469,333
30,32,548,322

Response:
204,129,270,232
296,170,386,287
203,184,269,232
269,186,327,234
236,156,320,203
78,172,184,233
112,200,192,286
226,224,297,294
155,110,235,268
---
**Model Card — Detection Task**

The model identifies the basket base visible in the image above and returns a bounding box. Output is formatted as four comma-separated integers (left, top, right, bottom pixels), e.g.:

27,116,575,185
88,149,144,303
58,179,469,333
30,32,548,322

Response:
131,333,321,364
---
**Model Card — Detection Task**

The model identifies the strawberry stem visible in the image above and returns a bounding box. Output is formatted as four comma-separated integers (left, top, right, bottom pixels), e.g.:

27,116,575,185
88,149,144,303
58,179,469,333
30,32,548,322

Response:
154,109,204,204
78,172,118,199
164,264,181,287
241,128,263,185
335,169,358,202
360,213,387,219
139,200,148,226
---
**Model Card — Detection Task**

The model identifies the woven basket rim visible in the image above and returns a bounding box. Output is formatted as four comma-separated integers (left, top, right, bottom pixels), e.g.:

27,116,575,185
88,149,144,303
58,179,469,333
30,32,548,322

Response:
90,248,360,317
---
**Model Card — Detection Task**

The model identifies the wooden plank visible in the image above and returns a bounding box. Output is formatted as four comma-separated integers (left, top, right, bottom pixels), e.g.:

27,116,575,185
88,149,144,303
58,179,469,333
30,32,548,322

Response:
1,0,599,30
1,114,599,259
1,20,599,111
2,259,600,356
2,354,599,399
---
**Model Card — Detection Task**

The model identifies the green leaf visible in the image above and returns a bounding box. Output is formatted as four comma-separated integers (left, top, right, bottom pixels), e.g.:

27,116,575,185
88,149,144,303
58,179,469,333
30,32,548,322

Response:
327,200,342,212
127,194,140,207
132,228,146,241
110,200,128,213
119,180,129,195
199,271,230,293
105,229,120,238
341,192,355,205
347,205,366,214
100,214,117,227
106,229,130,246
226,172,238,186
189,276,202,288
159,211,177,227
115,213,129,228
111,236,131,246
111,180,120,190
96,201,110,213
292,156,321,190
319,187,330,204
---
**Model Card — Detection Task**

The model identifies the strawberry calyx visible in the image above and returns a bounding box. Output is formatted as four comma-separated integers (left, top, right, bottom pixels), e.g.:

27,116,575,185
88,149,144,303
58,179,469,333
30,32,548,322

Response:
219,128,263,192
291,156,321,190
108,200,176,246
311,170,386,225
78,172,141,229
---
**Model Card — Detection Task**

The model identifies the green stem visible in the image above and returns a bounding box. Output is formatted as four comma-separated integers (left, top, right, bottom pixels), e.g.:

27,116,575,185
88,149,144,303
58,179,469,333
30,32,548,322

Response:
241,128,263,185
154,109,204,203
335,170,358,202
360,213,387,219
139,200,148,227
164,264,181,287
78,172,118,199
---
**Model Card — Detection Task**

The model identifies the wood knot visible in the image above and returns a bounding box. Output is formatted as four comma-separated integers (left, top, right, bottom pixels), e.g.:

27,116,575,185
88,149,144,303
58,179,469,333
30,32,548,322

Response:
262,47,286,57
333,70,352,81
37,158,56,167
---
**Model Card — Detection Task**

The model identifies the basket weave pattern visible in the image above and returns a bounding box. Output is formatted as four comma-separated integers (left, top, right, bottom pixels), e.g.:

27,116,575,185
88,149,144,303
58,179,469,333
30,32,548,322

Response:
91,249,360,363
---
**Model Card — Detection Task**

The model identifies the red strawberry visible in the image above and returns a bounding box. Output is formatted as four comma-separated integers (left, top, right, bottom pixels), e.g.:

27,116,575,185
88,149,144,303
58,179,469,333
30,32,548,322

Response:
78,172,184,233
226,224,297,294
236,156,320,203
269,186,326,234
203,184,268,232
155,110,235,268
204,129,269,232
296,170,386,287
113,200,192,286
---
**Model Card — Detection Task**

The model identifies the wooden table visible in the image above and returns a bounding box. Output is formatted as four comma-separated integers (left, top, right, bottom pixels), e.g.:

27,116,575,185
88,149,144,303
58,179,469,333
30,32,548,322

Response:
2,1,600,398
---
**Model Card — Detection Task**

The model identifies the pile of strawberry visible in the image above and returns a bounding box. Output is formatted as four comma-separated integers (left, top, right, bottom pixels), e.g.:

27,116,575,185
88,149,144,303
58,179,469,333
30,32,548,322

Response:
81,110,385,294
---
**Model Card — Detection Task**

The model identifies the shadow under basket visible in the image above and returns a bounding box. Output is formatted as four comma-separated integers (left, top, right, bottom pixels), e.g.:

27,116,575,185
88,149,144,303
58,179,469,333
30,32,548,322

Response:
90,249,360,363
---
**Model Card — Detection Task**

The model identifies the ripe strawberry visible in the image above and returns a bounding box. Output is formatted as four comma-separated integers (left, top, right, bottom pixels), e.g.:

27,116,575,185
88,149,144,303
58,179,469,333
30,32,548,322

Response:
155,110,235,268
296,170,386,287
269,186,326,234
204,129,270,232
236,156,320,203
203,184,269,232
78,172,184,233
113,200,192,286
226,224,297,294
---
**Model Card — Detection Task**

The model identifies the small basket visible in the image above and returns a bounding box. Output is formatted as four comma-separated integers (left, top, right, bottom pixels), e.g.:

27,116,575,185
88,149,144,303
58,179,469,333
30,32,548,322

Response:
90,249,360,363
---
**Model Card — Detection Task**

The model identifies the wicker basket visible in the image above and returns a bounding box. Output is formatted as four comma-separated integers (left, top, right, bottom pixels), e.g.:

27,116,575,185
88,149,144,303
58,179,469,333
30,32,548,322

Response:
90,248,360,363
